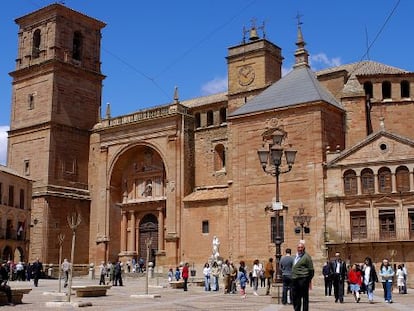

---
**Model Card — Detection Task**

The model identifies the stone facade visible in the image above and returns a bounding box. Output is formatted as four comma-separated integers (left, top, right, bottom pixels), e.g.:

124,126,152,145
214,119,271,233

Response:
5,4,414,286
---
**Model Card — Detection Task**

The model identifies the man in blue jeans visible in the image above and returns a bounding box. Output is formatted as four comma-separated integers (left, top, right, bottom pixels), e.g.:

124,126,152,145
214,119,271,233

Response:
279,248,294,304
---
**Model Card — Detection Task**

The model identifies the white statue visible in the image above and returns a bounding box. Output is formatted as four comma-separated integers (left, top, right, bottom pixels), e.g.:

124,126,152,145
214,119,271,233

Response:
212,236,220,260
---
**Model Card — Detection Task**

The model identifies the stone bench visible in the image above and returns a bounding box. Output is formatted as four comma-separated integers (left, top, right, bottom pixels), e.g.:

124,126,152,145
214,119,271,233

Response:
169,281,184,289
0,288,32,305
71,285,111,297
189,279,204,287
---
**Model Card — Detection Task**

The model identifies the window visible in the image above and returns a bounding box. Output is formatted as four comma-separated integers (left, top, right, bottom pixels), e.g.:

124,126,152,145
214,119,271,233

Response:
378,167,392,193
214,144,226,171
19,189,25,209
28,94,35,110
8,185,14,207
350,211,367,240
195,113,201,128
364,81,373,99
401,80,410,98
207,110,214,126
202,220,209,234
409,209,414,239
72,31,83,61
379,209,396,239
343,170,357,195
271,215,284,244
382,81,391,100
396,166,410,192
32,29,41,58
24,160,30,176
361,168,374,194
219,107,227,124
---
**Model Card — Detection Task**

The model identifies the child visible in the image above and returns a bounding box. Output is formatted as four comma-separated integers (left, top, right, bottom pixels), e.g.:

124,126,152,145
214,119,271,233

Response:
175,267,181,281
348,264,362,303
237,261,248,299
168,268,173,282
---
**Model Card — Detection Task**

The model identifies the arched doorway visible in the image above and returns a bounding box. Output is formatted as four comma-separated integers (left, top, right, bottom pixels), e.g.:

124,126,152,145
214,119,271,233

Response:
139,214,158,266
14,247,24,263
2,246,13,261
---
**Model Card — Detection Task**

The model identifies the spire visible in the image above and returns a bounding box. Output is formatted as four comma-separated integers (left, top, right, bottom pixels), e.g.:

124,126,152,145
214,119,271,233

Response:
293,13,309,69
105,102,111,119
173,86,179,104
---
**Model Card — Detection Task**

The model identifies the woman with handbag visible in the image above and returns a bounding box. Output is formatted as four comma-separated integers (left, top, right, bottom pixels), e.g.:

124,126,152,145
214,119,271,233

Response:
362,257,378,304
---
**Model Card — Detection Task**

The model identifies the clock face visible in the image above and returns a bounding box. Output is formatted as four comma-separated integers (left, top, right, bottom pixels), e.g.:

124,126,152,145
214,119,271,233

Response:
238,65,255,86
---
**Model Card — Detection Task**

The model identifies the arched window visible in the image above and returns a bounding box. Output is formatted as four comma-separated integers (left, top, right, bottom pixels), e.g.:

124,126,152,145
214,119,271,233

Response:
72,31,83,61
32,29,41,58
214,144,225,171
382,81,391,100
364,81,373,99
401,80,410,98
396,166,410,192
361,168,374,194
219,107,227,124
378,167,392,193
343,170,357,195
207,110,214,126
195,113,201,128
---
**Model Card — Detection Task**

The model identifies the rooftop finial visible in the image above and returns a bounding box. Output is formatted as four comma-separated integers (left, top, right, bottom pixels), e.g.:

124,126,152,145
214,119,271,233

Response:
293,12,309,69
105,102,111,119
173,86,179,104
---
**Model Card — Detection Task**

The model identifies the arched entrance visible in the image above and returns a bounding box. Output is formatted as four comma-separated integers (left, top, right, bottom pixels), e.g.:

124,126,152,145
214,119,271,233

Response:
2,246,13,261
14,247,24,263
139,214,158,266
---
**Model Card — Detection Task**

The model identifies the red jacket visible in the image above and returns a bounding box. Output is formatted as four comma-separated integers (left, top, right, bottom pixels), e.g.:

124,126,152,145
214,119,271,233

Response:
182,265,189,279
348,269,362,285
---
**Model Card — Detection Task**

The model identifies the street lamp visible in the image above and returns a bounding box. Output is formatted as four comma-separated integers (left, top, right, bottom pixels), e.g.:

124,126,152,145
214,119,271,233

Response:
293,207,311,240
258,129,297,283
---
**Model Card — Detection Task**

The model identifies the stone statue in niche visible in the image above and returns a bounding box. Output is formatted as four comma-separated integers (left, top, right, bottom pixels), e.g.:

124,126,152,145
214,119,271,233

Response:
142,179,153,197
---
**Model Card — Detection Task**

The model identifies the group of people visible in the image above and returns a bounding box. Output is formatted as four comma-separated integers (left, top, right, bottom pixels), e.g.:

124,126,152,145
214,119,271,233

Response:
98,261,124,286
323,251,408,304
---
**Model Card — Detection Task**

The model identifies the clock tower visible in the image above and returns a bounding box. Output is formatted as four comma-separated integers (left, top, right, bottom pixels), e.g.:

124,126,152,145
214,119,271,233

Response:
227,25,283,113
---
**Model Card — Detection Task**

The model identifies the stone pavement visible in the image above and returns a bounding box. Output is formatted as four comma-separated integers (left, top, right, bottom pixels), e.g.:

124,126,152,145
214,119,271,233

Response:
4,276,414,310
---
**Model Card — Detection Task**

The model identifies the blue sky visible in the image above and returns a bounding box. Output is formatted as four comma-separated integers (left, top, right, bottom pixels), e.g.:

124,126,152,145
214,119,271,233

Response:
0,0,410,165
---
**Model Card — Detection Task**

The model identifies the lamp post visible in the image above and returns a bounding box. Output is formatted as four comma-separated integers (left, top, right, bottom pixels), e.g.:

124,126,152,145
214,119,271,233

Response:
293,207,311,240
258,129,297,283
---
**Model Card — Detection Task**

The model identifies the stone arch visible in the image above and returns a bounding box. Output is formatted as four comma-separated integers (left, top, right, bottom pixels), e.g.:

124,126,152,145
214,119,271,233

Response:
2,245,13,261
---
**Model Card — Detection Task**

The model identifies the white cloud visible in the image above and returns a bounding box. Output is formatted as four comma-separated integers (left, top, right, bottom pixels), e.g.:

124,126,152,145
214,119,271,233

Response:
0,126,9,166
310,53,342,69
201,77,228,95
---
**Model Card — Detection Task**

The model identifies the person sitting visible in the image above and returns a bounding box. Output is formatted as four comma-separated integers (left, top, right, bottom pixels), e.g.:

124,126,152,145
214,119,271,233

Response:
0,263,13,306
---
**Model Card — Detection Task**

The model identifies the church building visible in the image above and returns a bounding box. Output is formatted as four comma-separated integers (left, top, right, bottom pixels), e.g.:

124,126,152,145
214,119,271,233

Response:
5,4,414,285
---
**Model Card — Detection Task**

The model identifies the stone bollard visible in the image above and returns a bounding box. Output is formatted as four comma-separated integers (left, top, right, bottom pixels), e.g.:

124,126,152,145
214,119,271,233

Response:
89,263,95,280
48,263,53,278
148,262,154,278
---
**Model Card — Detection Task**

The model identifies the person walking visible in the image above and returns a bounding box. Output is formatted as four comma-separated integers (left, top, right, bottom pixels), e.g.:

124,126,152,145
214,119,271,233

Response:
237,261,248,299
280,248,293,304
264,257,274,296
98,261,107,285
252,259,261,296
396,264,405,294
322,261,332,296
114,261,123,286
348,264,362,303
291,242,314,311
32,258,43,287
362,256,378,304
329,251,347,303
182,262,189,291
379,258,394,303
61,258,70,288
202,262,211,291
211,262,220,291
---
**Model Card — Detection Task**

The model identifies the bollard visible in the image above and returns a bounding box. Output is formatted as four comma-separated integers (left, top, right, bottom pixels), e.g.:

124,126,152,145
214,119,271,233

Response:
48,264,53,278
148,262,154,278
89,263,95,280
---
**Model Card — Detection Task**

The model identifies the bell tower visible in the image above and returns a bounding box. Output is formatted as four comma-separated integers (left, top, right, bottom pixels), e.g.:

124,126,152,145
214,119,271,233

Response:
227,21,284,113
7,3,106,263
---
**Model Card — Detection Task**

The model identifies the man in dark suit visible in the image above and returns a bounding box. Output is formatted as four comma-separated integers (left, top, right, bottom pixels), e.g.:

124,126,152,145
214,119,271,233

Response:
329,252,347,303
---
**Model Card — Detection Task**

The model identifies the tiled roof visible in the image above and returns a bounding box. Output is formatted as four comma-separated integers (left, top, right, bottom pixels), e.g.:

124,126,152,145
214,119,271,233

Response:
230,66,343,117
182,188,228,202
316,60,408,77
181,92,227,109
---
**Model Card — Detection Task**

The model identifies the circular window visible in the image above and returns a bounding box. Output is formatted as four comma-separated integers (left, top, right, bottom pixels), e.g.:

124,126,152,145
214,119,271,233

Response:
379,143,388,152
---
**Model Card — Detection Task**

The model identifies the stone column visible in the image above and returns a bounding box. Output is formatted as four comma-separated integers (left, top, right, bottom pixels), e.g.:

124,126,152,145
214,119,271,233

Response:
357,174,362,195
391,172,397,193
130,211,136,252
121,210,128,252
158,208,164,251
